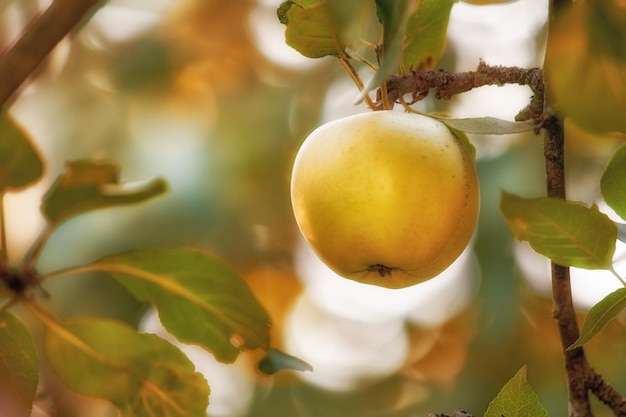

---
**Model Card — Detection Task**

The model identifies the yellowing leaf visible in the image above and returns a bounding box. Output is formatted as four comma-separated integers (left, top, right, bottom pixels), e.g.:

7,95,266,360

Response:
42,160,167,225
484,365,548,417
500,191,617,269
403,0,455,71
41,316,209,417
569,288,626,350
91,248,271,363
545,0,626,133
601,144,626,220
0,112,44,192
0,311,39,416
278,0,342,58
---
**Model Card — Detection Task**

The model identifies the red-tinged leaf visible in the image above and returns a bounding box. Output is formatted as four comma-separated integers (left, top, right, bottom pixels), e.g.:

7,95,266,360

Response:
569,288,626,350
0,311,39,417
402,0,455,71
601,144,626,220
42,159,167,225
0,112,44,192
41,316,209,417
484,365,548,417
500,191,617,269
90,248,271,363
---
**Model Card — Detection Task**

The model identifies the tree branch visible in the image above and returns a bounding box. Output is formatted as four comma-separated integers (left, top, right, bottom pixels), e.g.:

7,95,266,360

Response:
375,60,544,122
543,1,626,414
588,370,626,415
0,0,103,109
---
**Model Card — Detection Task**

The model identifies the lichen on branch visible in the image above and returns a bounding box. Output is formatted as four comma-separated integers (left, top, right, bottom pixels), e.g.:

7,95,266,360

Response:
374,60,544,123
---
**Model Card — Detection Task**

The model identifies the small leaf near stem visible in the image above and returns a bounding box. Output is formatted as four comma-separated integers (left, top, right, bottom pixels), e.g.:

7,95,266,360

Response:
568,287,626,350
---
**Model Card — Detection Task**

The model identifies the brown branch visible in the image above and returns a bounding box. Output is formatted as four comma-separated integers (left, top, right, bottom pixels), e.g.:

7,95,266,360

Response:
375,60,544,122
544,112,597,417
0,0,103,109
588,370,626,416
542,0,626,414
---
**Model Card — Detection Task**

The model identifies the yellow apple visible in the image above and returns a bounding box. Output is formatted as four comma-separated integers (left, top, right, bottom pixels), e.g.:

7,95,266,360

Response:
290,111,479,289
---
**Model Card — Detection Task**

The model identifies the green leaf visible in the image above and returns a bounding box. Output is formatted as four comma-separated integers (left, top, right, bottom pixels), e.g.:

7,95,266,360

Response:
435,116,535,135
91,248,271,363
278,0,342,58
43,317,209,417
445,125,476,159
569,288,626,350
500,191,617,269
359,0,408,95
257,348,313,375
42,159,167,225
403,0,455,71
484,365,548,417
601,145,626,220
0,112,44,192
0,311,39,416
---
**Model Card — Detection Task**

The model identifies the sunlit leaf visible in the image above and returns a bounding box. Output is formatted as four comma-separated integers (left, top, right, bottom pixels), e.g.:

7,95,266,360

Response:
43,317,209,417
484,365,548,417
278,0,342,58
601,144,626,220
257,348,313,375
0,311,39,416
0,112,44,192
500,191,617,269
435,116,534,135
42,160,167,225
359,0,408,96
403,0,455,71
91,248,271,363
569,288,626,350
545,0,626,133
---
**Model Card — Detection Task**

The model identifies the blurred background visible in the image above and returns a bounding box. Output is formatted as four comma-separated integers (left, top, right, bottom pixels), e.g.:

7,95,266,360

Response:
2,0,626,416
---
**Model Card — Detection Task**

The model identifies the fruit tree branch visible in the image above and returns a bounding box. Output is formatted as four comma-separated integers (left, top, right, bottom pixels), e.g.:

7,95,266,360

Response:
543,0,589,414
543,114,594,417
374,60,544,123
543,0,626,414
0,0,103,109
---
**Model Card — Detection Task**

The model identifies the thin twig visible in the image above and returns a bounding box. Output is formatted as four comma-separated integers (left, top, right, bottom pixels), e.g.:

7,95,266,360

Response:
22,224,54,271
0,0,102,108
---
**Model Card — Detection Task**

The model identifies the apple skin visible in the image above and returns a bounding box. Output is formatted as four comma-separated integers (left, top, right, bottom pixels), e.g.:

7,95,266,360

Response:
290,111,479,289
